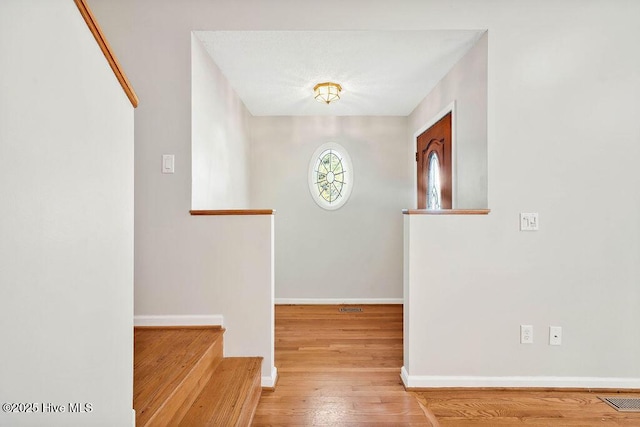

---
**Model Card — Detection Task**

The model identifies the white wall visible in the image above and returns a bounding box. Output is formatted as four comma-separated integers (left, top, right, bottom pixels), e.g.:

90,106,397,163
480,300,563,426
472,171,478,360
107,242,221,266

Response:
403,213,640,388
251,116,410,301
188,215,276,385
191,34,251,209
409,32,488,209
0,1,134,426
401,2,640,387
91,0,640,386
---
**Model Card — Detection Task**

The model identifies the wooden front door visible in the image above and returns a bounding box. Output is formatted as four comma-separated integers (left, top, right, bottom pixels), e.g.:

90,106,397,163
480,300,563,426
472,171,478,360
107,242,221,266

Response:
417,112,452,209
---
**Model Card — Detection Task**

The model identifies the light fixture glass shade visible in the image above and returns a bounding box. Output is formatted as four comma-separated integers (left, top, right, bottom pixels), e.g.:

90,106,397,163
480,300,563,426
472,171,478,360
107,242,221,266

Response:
314,82,342,104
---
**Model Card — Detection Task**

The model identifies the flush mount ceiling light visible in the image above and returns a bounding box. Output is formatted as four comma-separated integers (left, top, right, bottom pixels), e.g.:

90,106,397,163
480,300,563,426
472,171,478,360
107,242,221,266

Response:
313,82,342,104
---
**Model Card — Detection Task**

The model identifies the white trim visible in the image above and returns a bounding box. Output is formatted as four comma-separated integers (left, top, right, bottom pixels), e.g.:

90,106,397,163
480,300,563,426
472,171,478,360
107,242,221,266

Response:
413,100,457,209
275,298,403,305
400,369,640,389
262,366,278,388
133,314,224,327
401,366,411,387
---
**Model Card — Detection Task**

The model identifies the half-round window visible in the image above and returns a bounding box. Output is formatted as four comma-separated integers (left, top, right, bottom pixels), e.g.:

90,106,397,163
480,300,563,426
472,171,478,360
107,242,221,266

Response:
308,143,353,210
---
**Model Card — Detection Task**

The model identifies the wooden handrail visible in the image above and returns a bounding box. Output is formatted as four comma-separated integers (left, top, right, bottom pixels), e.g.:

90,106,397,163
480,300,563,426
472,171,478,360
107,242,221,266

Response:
402,209,490,215
74,0,139,108
190,210,275,216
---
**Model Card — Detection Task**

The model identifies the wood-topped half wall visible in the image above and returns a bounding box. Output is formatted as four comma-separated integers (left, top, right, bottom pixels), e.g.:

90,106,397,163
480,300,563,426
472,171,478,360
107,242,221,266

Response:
190,210,275,215
403,209,490,215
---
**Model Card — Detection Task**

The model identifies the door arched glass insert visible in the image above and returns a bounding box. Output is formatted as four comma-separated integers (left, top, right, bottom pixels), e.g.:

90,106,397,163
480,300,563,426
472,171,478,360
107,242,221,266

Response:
426,152,442,209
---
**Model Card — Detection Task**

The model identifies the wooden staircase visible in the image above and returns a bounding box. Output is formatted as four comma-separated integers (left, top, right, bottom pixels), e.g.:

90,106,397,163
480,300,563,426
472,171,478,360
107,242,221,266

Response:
134,327,262,427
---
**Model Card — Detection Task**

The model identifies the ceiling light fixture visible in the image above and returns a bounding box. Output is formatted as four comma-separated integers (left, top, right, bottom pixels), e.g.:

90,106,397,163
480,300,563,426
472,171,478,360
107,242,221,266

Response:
314,82,342,104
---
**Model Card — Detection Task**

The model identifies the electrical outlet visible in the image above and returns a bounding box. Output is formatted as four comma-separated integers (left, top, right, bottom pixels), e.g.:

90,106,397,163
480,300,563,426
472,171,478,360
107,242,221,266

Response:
549,326,562,345
520,325,533,344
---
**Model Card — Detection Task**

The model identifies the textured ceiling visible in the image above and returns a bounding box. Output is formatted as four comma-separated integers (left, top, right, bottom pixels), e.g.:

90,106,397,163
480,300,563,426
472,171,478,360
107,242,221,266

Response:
195,30,484,116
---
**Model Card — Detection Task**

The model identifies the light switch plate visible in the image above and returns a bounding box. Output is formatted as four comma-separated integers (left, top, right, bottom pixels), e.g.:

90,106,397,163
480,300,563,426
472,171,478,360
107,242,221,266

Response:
520,212,539,231
162,154,175,174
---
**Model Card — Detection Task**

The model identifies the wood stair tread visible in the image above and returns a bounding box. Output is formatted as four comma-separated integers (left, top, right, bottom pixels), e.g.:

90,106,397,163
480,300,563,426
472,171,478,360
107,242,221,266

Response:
179,357,263,427
134,328,224,427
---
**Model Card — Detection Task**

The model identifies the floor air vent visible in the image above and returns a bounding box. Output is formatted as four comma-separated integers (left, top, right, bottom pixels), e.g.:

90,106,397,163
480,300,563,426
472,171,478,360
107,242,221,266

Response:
339,307,363,313
599,397,640,412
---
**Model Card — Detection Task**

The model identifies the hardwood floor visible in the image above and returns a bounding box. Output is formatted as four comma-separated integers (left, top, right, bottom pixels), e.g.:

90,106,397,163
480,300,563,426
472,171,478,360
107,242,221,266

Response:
273,304,404,371
413,390,640,426
253,304,429,426
254,304,640,426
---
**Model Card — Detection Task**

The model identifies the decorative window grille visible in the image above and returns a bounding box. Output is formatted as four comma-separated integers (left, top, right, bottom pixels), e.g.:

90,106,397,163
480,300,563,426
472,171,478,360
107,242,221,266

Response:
308,143,353,210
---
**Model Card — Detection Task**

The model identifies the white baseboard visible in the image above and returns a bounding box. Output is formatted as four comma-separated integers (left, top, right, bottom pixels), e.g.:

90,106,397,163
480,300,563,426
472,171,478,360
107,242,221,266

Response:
400,366,410,388
132,408,136,427
134,314,224,327
275,298,403,305
262,366,278,388
400,367,640,389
